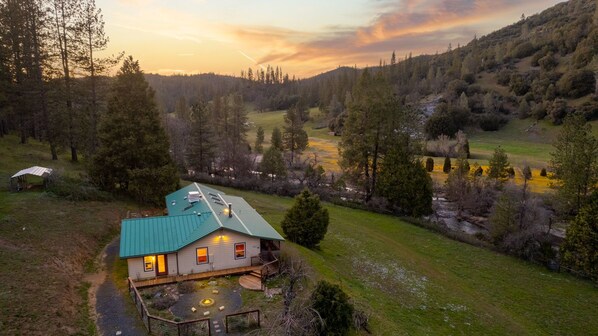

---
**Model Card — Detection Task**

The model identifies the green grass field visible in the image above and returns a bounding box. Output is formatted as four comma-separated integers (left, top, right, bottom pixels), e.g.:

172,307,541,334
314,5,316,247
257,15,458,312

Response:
247,107,598,182
0,135,146,335
2,134,598,335
209,184,598,335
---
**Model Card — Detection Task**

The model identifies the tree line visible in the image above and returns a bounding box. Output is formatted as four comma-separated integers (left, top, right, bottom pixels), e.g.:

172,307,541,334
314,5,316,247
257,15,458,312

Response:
0,0,120,161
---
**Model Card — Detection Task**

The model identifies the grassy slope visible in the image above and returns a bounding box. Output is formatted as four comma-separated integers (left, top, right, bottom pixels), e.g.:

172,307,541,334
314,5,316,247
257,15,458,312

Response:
0,135,144,335
209,184,598,335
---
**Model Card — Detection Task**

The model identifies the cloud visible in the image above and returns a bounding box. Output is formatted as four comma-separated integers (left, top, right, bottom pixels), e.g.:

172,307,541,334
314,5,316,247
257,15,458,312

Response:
239,0,541,70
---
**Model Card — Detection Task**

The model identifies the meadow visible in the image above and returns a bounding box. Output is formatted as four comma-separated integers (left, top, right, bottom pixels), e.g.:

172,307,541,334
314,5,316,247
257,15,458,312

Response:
247,108,597,193
1,135,598,335
210,184,598,335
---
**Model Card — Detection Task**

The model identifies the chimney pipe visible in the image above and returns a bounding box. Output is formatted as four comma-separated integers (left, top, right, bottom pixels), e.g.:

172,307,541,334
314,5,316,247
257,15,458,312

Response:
228,203,232,218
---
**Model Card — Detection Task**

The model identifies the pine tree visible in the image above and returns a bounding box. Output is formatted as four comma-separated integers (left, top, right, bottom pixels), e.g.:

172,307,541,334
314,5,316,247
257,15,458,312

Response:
550,113,598,213
281,189,329,247
311,280,354,336
282,104,308,164
561,193,598,280
271,127,283,151
488,146,510,180
254,126,264,154
443,157,452,173
425,157,434,172
90,56,178,205
186,102,215,174
259,146,286,181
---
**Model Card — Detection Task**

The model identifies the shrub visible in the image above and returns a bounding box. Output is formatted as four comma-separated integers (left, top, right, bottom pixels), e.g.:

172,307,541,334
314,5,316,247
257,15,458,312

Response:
177,281,195,294
511,41,536,59
474,166,484,176
424,112,457,139
281,189,329,247
425,158,434,172
443,157,452,174
47,173,113,201
540,168,547,177
478,114,507,131
151,295,176,310
523,166,532,180
557,70,596,98
311,281,354,336
507,167,516,178
532,103,547,120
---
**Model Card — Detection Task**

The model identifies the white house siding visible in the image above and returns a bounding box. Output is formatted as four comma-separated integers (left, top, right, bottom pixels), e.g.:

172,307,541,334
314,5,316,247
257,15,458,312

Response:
127,253,178,280
177,230,260,275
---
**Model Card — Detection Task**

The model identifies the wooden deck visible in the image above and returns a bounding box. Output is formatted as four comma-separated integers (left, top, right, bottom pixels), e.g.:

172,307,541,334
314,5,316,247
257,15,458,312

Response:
133,265,262,288
239,274,263,291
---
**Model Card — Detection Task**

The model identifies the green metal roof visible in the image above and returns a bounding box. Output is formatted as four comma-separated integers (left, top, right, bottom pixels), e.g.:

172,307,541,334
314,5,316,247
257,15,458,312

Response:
119,183,284,258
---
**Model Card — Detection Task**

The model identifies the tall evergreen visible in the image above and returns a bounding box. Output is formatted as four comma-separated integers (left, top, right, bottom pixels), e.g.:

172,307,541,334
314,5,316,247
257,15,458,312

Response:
282,103,308,164
90,56,178,205
254,126,264,154
271,127,283,151
186,102,215,174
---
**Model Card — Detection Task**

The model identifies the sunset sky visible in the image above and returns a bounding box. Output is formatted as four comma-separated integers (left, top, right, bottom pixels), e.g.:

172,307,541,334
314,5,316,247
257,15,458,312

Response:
97,0,564,77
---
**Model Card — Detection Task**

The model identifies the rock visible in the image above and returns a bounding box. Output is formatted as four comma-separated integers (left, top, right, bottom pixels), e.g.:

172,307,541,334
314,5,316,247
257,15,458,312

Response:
153,292,161,299
212,289,219,294
219,306,225,311
203,311,210,316
115,332,122,336
191,307,196,312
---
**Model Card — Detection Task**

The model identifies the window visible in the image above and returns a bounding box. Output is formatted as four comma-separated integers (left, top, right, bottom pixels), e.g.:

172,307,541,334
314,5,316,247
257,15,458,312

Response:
235,243,246,259
196,247,208,264
143,256,154,272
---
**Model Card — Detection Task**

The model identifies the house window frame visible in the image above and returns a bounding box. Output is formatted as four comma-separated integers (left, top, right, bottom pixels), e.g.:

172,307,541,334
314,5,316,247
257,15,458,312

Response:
234,242,246,260
143,256,154,272
196,247,209,265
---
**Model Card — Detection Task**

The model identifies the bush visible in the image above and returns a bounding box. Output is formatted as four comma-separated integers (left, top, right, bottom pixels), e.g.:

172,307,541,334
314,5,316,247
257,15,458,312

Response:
443,157,451,174
47,173,113,201
507,167,516,178
474,166,484,176
425,157,434,172
281,189,329,247
532,103,547,120
151,295,176,310
511,41,536,59
523,166,532,180
540,168,547,177
177,281,195,294
311,281,354,336
557,70,596,98
478,114,507,131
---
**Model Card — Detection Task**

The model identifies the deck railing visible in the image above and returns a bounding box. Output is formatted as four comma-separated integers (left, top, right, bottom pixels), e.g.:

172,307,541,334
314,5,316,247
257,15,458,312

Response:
127,277,211,336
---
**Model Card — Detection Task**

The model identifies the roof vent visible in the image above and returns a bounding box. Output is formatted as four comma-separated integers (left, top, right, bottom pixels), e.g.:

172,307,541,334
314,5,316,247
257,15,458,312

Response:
188,191,201,203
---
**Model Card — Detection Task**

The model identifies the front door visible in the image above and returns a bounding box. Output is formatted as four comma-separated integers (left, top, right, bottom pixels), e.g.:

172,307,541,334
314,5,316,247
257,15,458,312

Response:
156,254,168,276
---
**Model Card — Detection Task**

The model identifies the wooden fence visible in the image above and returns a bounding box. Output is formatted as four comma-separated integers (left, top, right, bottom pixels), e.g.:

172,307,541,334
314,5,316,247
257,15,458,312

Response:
127,277,211,336
225,310,261,333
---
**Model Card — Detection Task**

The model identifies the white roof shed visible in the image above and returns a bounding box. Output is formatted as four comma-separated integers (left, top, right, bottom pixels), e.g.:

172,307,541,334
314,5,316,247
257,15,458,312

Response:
11,166,53,179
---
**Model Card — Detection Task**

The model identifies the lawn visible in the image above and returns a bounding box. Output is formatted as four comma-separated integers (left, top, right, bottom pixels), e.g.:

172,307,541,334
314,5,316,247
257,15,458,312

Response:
0,135,146,335
206,184,598,336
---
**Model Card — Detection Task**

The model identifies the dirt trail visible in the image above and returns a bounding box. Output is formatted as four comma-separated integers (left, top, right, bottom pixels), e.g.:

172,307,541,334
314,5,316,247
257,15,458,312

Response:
86,237,146,336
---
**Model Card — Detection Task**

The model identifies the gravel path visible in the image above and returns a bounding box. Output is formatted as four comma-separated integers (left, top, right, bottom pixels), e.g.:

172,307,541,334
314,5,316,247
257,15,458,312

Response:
95,238,147,336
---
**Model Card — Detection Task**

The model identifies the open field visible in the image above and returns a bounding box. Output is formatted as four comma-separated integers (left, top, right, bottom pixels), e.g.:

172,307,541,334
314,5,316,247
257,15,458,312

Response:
205,184,598,335
0,135,147,335
247,108,598,188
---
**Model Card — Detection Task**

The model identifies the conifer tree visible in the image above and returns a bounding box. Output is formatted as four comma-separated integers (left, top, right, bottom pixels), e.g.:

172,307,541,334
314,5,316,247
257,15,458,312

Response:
550,113,598,213
283,103,308,164
255,126,264,154
259,146,286,181
186,102,215,174
90,56,178,205
561,193,598,280
488,146,510,180
281,189,329,247
443,157,452,173
271,127,283,151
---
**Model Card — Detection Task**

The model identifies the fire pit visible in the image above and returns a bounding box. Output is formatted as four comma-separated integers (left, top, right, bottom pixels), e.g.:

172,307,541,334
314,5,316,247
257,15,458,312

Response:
200,298,215,307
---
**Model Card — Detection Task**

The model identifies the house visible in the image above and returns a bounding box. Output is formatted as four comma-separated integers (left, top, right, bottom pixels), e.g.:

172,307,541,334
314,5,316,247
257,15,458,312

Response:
119,183,284,281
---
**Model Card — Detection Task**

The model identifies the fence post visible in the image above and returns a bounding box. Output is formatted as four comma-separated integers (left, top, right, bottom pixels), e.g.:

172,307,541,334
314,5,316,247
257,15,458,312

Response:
257,310,261,327
225,316,229,333
177,323,181,336
147,316,151,334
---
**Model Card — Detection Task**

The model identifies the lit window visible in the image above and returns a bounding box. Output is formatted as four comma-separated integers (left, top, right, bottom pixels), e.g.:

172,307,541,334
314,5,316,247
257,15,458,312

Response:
143,256,154,272
196,247,208,264
235,243,246,259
